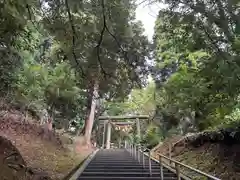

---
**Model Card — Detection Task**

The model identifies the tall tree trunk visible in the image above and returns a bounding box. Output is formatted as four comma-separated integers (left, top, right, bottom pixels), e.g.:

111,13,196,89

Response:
77,85,94,136
82,86,94,133
84,80,99,146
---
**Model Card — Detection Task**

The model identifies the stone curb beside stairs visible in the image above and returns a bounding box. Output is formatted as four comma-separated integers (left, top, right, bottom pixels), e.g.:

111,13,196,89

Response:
69,149,99,180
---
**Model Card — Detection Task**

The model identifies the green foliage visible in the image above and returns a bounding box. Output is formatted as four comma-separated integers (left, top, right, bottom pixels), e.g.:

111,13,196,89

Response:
125,82,156,115
16,59,87,125
103,81,156,139
0,1,41,94
5,0,240,145
105,81,156,116
43,0,150,101
141,124,162,148
152,0,240,134
0,0,152,138
0,48,21,94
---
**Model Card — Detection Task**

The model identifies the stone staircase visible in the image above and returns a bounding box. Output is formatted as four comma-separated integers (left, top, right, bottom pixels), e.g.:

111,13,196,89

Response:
78,149,180,180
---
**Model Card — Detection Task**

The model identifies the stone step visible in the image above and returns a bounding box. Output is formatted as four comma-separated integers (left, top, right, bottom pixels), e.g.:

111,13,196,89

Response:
83,168,170,173
78,176,178,180
80,171,177,177
78,149,179,180
85,167,160,170
89,163,142,166
86,165,160,168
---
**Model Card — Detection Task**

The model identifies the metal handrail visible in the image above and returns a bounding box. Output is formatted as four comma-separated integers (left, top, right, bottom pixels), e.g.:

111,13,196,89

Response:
125,142,221,180
156,152,220,180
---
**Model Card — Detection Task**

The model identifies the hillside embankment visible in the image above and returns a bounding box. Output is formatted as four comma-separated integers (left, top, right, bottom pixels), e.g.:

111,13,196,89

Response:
0,105,92,180
152,129,240,180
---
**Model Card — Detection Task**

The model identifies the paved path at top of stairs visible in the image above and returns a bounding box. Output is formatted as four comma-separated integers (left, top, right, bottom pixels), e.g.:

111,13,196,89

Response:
78,149,181,180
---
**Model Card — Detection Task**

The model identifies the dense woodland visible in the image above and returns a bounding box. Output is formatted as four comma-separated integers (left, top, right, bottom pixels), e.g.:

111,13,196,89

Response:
0,0,240,148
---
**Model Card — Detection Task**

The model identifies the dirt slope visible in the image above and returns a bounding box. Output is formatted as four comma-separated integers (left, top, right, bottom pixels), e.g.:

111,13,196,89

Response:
152,132,240,180
0,109,92,180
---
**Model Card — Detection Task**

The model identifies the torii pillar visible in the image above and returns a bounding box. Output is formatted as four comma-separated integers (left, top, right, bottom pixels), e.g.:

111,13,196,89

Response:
106,120,112,149
101,120,107,148
136,118,141,141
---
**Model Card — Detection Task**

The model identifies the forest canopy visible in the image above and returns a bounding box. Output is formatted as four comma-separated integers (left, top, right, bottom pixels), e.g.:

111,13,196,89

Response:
0,0,240,146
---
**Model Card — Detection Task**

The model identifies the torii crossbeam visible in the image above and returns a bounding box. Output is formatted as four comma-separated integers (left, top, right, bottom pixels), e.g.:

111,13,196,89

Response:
99,115,149,120
99,115,149,149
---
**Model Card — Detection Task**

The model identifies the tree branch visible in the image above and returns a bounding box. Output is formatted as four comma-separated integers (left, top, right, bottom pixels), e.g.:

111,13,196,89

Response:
196,17,229,61
95,0,114,80
182,0,234,43
65,0,85,77
100,0,142,87
26,3,48,37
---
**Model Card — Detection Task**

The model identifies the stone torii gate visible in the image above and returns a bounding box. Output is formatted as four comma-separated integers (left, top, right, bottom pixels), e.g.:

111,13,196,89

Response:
98,115,149,149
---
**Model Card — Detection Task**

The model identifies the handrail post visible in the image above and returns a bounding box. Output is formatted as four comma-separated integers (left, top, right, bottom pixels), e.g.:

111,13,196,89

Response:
133,145,135,159
169,143,172,159
136,145,138,161
133,145,136,159
138,145,140,163
159,155,164,180
130,144,132,154
142,149,145,168
148,150,152,176
130,144,133,156
132,144,134,157
132,144,133,157
175,163,180,180
134,145,137,159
